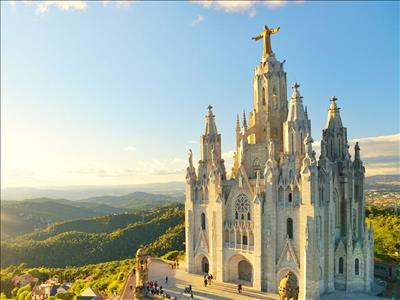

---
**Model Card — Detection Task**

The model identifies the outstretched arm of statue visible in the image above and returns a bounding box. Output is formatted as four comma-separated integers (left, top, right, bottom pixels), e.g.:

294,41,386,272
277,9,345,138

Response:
270,27,280,34
252,34,263,41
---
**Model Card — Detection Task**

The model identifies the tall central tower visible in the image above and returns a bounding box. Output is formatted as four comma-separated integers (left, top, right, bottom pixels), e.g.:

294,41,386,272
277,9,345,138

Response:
232,26,287,178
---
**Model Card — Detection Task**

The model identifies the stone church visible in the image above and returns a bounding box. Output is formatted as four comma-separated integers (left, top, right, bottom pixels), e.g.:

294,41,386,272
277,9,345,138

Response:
184,26,374,299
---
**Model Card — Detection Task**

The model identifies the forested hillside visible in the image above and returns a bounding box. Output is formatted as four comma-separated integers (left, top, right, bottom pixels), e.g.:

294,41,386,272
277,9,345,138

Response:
1,204,184,268
1,192,183,240
366,206,400,263
0,199,125,239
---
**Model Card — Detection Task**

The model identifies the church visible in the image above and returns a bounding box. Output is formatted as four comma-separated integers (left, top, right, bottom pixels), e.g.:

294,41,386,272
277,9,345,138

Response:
184,25,374,299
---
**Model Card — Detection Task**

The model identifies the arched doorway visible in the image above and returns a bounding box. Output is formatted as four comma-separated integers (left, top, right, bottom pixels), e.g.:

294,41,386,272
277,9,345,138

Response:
201,256,209,274
226,254,253,286
238,260,252,282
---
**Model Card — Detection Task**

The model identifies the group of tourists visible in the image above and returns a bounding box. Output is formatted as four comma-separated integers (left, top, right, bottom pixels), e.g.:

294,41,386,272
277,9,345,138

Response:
203,274,213,286
169,261,180,269
145,281,167,297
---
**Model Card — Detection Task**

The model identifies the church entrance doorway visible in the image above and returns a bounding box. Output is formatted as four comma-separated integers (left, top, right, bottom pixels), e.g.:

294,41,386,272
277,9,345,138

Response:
238,260,252,282
201,256,209,273
226,254,253,286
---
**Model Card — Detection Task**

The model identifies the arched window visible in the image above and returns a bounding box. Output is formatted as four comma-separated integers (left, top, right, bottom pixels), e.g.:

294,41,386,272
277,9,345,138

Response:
339,257,344,274
235,211,238,220
247,212,251,220
262,87,266,106
355,258,359,275
243,234,248,245
291,132,294,154
241,214,244,220
201,213,206,230
288,193,293,203
287,218,293,239
300,132,304,154
253,158,261,178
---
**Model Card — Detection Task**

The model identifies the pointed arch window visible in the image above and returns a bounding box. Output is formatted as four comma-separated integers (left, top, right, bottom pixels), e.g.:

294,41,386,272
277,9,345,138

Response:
253,158,261,178
291,132,294,154
355,258,360,275
201,213,206,230
287,218,293,239
288,193,293,203
300,132,304,154
243,234,248,245
247,212,251,220
235,211,238,220
262,87,266,106
339,257,344,274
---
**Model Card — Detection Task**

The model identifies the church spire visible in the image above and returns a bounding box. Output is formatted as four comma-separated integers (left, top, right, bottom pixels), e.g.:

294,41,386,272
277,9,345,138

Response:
204,105,218,136
322,96,348,161
287,82,307,122
326,96,343,128
242,110,247,129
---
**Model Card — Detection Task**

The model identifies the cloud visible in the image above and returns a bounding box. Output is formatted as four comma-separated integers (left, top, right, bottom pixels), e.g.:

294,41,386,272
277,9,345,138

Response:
66,157,187,178
10,1,132,14
191,15,205,26
192,1,289,14
6,168,37,178
123,146,137,151
36,1,88,15
102,1,132,9
313,133,400,176
188,140,199,144
221,133,399,177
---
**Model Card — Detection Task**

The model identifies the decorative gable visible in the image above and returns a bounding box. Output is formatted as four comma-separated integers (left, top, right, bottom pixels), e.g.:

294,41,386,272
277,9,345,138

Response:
277,238,300,271
194,229,209,254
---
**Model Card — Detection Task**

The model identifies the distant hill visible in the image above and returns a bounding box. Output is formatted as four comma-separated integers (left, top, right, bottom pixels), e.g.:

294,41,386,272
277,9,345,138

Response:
1,182,184,201
0,199,126,239
1,191,183,240
365,174,400,191
0,204,185,268
79,191,183,209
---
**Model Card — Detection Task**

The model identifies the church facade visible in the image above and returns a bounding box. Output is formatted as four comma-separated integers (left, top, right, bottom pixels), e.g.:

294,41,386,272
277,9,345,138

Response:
184,26,374,299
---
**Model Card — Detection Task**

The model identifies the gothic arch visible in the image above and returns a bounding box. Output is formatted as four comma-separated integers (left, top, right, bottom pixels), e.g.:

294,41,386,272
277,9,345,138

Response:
194,253,209,274
226,254,253,286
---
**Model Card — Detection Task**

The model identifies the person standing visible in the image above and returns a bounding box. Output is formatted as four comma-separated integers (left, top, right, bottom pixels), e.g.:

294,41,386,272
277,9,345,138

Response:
165,276,168,284
238,283,242,293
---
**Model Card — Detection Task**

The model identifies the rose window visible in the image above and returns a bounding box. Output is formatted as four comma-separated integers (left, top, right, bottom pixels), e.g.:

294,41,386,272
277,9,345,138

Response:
235,194,251,220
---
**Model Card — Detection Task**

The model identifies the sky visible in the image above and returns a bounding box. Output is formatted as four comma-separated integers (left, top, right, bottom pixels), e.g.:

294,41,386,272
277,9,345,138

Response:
1,0,399,188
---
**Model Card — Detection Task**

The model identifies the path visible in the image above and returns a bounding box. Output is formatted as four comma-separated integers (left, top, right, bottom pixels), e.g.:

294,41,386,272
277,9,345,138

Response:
147,258,278,300
119,270,135,300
